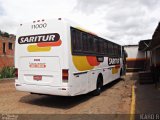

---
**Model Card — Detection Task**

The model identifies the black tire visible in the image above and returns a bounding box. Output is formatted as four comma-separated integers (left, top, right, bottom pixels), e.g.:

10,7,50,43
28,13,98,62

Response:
93,77,103,96
120,69,123,77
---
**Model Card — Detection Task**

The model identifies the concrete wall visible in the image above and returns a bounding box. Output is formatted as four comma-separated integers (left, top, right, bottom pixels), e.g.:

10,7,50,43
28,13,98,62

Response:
151,46,160,67
124,45,146,72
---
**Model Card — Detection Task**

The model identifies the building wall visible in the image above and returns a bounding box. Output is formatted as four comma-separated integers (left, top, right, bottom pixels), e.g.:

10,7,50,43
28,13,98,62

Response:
0,36,15,68
151,46,160,67
124,45,146,72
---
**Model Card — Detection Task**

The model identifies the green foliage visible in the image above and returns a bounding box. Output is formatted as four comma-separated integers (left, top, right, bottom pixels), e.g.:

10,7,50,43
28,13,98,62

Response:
0,30,2,36
2,32,10,37
0,30,10,38
0,67,15,79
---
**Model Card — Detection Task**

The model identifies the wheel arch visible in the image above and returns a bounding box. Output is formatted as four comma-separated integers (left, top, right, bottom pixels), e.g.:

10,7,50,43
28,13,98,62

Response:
97,73,103,85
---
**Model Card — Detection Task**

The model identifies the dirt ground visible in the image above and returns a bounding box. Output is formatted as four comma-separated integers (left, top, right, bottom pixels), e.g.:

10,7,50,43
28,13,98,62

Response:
0,78,132,114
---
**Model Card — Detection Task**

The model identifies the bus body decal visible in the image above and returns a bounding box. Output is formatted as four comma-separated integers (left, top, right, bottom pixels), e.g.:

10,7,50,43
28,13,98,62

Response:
112,67,119,74
72,56,100,71
37,40,62,47
72,56,94,71
86,56,100,66
27,45,51,52
108,58,121,74
18,33,62,52
108,58,120,66
18,33,60,44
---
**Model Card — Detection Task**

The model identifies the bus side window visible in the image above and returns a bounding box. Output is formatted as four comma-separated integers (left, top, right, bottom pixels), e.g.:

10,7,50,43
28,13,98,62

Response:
108,42,111,57
94,37,98,54
114,44,117,57
71,29,76,53
100,39,104,55
82,33,88,52
96,38,103,54
104,41,108,56
97,40,100,54
119,46,121,57
71,28,82,54
88,35,94,53
111,43,114,56
76,31,82,51
116,45,119,57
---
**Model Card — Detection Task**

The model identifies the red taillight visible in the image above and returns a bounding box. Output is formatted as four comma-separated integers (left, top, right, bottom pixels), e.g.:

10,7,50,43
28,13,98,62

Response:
62,69,68,82
33,75,42,81
15,68,18,78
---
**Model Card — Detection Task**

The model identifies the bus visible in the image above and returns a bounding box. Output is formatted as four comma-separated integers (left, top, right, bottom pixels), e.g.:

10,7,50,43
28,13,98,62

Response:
15,18,126,96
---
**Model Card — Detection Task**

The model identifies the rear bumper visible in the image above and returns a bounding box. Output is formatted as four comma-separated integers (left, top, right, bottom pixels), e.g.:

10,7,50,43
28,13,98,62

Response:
15,81,71,96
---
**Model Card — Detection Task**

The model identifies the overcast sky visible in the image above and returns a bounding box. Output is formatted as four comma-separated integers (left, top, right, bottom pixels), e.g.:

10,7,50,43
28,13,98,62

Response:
0,0,160,45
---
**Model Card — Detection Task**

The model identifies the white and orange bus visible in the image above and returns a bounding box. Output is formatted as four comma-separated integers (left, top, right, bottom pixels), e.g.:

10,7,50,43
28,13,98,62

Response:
15,18,126,96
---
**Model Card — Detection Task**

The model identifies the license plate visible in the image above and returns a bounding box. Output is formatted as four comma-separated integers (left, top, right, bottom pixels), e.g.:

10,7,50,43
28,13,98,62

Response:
33,75,42,81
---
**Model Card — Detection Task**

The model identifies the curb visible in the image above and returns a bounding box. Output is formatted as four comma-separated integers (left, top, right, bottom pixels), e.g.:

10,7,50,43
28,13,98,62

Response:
130,84,135,120
0,78,15,81
0,78,15,80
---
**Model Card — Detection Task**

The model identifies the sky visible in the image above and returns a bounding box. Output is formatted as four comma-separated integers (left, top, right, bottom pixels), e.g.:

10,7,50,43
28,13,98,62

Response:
0,0,160,45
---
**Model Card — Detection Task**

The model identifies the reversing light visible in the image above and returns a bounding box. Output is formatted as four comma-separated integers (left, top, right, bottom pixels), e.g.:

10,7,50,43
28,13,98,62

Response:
62,69,68,82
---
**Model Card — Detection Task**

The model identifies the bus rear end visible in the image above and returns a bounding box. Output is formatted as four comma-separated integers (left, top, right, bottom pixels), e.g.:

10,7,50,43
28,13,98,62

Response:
15,19,70,96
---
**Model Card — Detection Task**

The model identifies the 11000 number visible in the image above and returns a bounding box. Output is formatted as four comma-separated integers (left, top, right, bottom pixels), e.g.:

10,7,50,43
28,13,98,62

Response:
31,23,47,29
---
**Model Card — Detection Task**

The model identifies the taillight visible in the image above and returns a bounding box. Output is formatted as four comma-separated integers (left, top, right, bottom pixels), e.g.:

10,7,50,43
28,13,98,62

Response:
15,68,18,78
62,69,68,82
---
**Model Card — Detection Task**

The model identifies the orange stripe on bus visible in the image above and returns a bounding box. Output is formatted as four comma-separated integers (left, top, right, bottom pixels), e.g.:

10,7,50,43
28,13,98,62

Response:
37,40,62,47
86,56,100,66
27,45,51,52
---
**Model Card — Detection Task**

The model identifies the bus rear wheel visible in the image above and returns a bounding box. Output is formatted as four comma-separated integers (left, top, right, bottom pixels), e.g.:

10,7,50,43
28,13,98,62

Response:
93,77,103,96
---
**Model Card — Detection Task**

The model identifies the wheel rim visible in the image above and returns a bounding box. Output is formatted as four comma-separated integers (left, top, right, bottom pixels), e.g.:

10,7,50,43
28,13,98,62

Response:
97,82,101,92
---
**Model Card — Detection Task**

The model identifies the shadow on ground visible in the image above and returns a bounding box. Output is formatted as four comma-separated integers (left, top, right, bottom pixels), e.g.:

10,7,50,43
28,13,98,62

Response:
135,80,160,114
19,79,121,109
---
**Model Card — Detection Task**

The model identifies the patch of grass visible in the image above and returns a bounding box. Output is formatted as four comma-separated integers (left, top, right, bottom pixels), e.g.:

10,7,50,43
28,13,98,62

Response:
0,66,15,79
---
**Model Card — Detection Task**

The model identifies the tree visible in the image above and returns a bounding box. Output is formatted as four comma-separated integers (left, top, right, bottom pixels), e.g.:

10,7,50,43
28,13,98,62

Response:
0,30,2,36
2,32,9,37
